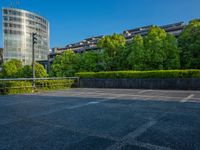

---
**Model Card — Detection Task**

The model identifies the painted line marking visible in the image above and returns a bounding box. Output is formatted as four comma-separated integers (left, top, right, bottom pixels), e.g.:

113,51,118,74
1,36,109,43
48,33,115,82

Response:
1,99,109,125
30,90,200,102
127,140,173,150
68,101,104,109
138,90,153,94
41,91,199,101
67,95,124,109
180,94,194,103
127,120,157,139
20,99,110,120
106,120,158,150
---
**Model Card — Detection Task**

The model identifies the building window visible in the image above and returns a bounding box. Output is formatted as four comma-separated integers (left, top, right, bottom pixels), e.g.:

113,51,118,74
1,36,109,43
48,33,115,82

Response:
4,16,8,21
3,10,8,14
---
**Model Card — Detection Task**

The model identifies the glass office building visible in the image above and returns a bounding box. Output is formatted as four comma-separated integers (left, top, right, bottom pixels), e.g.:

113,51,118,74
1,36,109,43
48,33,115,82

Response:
2,8,49,65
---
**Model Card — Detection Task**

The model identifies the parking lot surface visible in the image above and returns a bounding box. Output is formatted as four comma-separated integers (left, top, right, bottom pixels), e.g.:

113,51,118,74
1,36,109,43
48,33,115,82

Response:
0,88,200,150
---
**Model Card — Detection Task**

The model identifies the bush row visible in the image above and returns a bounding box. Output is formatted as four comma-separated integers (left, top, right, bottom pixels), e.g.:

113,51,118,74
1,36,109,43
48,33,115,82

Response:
35,79,74,91
0,79,74,95
76,70,200,79
0,81,32,95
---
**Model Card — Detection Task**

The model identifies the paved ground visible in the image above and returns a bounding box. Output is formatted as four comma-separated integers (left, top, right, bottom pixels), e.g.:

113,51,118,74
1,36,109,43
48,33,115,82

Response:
0,88,200,150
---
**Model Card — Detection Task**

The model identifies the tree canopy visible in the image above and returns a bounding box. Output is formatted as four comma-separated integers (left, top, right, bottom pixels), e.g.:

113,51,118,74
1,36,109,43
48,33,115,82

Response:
50,50,79,77
2,19,198,78
128,35,145,70
127,27,180,70
98,33,126,71
2,59,22,78
1,59,48,78
178,19,200,69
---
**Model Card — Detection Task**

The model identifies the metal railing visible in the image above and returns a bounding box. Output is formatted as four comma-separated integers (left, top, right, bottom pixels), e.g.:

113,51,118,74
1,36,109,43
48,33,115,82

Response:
0,77,79,94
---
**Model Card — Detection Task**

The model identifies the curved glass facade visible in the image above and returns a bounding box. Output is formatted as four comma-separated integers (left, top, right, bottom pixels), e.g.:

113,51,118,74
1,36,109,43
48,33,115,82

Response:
2,8,49,65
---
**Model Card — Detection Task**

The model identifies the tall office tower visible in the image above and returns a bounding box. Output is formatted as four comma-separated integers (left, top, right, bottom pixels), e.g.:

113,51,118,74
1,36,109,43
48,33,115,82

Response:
2,8,50,65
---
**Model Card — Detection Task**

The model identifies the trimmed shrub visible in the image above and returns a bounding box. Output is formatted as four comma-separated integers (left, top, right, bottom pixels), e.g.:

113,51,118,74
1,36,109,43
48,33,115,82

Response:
76,70,200,79
35,79,74,91
0,79,75,95
0,81,32,95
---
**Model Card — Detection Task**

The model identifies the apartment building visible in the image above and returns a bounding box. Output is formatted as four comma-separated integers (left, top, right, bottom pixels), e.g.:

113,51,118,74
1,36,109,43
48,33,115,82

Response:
48,22,185,66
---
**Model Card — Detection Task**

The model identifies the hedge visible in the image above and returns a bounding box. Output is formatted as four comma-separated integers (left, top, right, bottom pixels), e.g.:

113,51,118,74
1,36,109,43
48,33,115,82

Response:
35,79,74,91
0,79,75,95
76,70,200,79
0,81,32,95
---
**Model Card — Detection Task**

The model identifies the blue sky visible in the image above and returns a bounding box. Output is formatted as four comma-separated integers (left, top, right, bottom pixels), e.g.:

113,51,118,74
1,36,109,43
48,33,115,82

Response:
0,0,200,48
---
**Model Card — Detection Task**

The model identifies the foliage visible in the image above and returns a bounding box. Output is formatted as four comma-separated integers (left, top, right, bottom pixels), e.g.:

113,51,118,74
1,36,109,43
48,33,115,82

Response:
49,21,200,75
50,50,79,77
49,55,63,77
61,50,79,76
0,59,48,78
0,81,32,94
76,70,200,79
2,19,196,79
98,33,126,70
35,63,48,78
128,35,146,70
143,26,167,70
78,51,105,72
163,34,180,69
2,59,22,78
127,27,180,70
50,50,106,77
17,65,32,78
35,79,74,91
178,19,200,69
0,79,74,95
17,63,48,78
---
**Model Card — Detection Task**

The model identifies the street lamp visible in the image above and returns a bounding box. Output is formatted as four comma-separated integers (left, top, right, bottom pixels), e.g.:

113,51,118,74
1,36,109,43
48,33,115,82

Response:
32,33,37,88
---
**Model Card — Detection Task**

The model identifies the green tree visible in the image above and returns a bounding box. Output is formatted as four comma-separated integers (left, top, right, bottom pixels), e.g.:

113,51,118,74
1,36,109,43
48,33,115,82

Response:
50,50,79,77
17,65,32,78
79,51,98,72
118,41,135,70
178,19,200,69
35,63,48,78
61,50,79,76
17,63,48,78
98,33,126,70
163,34,180,69
50,55,63,77
127,27,180,70
128,35,146,70
2,59,22,78
143,26,167,70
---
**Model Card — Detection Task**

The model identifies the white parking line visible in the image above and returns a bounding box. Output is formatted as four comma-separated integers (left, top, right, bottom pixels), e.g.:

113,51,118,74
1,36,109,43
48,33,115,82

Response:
138,90,153,94
127,120,157,139
67,94,125,109
65,92,199,102
180,94,194,103
68,100,108,109
106,119,173,150
127,140,173,150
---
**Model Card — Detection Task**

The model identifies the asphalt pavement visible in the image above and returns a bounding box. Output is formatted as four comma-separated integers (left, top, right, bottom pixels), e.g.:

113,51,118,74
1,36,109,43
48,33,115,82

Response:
0,88,200,150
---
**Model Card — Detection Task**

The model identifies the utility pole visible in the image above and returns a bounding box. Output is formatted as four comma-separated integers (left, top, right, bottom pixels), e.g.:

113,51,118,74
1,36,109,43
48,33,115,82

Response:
32,33,37,88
